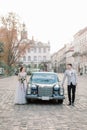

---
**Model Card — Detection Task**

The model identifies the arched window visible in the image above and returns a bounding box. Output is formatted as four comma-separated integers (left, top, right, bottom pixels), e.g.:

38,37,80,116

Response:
23,56,26,61
38,56,41,61
43,56,46,61
34,56,37,61
28,56,31,61
44,48,46,53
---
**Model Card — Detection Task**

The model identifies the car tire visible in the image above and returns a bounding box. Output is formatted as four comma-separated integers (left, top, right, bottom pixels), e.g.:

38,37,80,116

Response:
26,99,31,104
58,99,63,104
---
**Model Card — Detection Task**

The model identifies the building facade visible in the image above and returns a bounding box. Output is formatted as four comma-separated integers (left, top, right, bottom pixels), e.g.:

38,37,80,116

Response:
65,43,74,66
51,27,87,75
51,52,58,72
51,45,67,73
21,40,51,70
73,27,87,74
51,43,74,73
19,24,51,71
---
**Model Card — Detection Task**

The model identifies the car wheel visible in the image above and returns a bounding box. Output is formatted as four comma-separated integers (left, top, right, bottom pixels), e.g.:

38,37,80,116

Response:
58,100,63,104
26,99,31,104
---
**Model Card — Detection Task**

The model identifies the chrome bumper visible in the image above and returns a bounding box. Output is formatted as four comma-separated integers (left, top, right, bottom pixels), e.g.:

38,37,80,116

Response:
26,94,65,100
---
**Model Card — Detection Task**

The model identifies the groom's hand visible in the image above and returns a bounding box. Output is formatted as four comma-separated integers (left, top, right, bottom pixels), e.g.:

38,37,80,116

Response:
62,84,64,87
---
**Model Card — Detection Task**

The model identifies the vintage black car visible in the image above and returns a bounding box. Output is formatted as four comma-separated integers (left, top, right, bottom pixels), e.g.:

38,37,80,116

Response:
26,72,65,104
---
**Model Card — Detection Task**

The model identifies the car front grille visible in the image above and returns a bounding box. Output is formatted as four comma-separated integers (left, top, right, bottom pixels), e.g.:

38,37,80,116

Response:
38,86,53,97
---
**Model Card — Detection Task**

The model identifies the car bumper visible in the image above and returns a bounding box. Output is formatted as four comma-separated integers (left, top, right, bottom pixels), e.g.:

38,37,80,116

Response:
26,94,65,100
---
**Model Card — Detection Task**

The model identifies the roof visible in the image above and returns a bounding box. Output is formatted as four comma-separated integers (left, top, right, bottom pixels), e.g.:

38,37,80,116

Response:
74,27,87,37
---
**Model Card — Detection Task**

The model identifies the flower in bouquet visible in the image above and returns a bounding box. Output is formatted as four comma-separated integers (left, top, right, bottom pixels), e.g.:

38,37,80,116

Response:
20,77,25,83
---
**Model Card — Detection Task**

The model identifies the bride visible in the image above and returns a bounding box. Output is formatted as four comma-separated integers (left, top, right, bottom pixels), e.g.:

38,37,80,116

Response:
14,66,27,104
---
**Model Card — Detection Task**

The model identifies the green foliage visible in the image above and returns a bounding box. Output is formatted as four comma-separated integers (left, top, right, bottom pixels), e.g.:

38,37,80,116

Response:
0,61,7,69
7,66,15,76
0,61,15,76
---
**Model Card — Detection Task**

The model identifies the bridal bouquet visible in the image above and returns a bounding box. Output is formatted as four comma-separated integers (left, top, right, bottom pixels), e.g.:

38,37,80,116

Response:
20,76,25,84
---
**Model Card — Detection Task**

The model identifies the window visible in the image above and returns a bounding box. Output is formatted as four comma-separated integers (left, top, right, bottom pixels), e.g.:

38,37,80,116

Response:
39,48,41,53
23,56,26,61
48,47,50,51
37,48,38,52
43,56,46,61
38,56,41,61
28,49,30,53
34,48,36,53
34,56,37,61
31,48,33,52
43,48,46,53
28,56,31,61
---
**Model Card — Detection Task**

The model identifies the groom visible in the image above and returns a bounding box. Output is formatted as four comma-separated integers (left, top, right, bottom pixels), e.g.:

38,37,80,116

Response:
62,64,77,106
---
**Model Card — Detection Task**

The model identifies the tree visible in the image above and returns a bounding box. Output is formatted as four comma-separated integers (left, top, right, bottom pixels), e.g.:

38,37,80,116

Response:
0,42,4,53
0,12,29,70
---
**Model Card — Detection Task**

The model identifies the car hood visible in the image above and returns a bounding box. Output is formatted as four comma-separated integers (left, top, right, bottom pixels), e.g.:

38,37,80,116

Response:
31,82,59,87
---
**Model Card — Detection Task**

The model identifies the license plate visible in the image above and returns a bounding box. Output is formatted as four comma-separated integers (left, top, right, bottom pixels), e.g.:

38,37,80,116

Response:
42,96,49,100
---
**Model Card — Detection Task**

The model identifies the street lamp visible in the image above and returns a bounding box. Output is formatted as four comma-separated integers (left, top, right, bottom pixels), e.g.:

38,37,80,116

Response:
54,60,57,72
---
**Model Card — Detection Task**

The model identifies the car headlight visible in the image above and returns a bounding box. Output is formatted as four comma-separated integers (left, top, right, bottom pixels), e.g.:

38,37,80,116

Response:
53,84,59,95
54,84,59,90
32,84,37,89
31,84,38,95
60,87,64,95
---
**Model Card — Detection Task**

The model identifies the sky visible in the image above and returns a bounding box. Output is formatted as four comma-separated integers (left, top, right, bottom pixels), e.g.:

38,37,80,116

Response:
0,0,87,53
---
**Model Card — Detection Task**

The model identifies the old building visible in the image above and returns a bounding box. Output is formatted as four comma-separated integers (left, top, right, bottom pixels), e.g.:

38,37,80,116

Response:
20,26,51,71
51,45,67,73
65,43,74,66
51,43,74,73
21,40,51,70
57,45,66,73
51,27,87,75
73,27,87,74
51,52,58,72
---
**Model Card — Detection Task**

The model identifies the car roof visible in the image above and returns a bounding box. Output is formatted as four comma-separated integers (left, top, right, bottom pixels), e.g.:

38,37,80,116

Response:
32,72,58,75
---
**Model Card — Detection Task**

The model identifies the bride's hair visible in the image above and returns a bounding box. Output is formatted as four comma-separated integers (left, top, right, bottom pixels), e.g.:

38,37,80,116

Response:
20,66,24,72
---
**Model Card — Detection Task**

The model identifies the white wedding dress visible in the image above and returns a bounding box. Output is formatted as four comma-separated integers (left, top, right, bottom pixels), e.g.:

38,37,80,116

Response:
14,72,27,104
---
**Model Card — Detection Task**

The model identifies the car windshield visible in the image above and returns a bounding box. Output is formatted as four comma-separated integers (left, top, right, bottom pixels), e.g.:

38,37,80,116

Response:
31,73,58,84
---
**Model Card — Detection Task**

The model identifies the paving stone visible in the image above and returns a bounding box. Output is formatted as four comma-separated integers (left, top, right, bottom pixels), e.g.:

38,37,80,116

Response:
0,75,87,130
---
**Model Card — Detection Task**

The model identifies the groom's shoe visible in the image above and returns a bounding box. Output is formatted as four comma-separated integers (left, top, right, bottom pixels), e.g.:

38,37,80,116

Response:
67,102,71,106
72,102,75,106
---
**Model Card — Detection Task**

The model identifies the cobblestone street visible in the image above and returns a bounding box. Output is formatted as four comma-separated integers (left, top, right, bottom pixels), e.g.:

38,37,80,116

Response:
0,75,87,130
